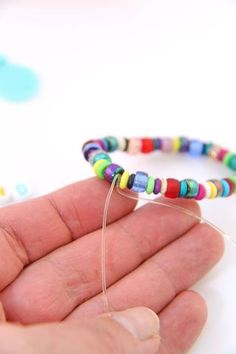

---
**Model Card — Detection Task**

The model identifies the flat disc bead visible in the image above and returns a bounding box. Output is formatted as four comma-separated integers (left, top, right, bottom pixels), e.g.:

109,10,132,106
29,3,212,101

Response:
186,179,199,198
206,181,218,199
202,181,212,198
93,159,111,179
172,138,181,152
119,171,130,189
165,178,180,198
132,171,149,192
224,178,235,195
195,183,206,200
154,178,162,194
228,176,236,192
220,179,230,197
179,180,188,197
161,178,167,194
104,163,124,182
146,176,155,194
209,179,223,197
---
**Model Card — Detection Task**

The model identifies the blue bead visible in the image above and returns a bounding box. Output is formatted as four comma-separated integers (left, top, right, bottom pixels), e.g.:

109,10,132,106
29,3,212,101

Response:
132,171,149,192
221,179,230,197
91,152,112,165
179,180,188,197
189,140,204,157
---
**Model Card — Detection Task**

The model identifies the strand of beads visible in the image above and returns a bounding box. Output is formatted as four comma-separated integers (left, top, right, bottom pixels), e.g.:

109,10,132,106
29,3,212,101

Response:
82,136,236,200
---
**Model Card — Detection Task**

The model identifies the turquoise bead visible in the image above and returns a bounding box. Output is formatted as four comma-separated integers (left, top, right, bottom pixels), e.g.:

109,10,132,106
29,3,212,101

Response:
179,180,188,197
228,155,236,171
92,152,112,165
221,179,230,197
186,179,199,197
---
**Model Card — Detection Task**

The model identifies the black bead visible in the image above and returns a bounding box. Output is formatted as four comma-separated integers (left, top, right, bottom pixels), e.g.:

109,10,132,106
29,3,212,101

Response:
127,173,135,189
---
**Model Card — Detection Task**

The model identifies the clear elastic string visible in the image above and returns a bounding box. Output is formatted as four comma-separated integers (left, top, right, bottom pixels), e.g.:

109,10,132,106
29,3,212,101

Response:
101,176,236,313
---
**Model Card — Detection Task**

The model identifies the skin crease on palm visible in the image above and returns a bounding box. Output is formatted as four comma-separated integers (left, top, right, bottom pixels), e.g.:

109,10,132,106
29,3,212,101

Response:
0,177,224,354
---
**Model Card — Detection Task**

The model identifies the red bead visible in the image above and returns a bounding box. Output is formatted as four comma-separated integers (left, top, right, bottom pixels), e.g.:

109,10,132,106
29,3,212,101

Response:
165,178,180,198
141,138,154,153
224,178,235,195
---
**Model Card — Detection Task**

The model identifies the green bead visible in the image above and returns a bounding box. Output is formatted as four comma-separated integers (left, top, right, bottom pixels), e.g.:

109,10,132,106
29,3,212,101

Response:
104,136,119,152
223,152,235,167
94,160,111,179
146,176,155,194
186,179,199,197
228,155,236,171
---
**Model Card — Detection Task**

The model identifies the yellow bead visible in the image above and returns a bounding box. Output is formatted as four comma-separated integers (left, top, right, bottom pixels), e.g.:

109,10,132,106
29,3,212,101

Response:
119,171,130,189
173,138,181,152
93,159,111,179
207,181,218,199
0,186,6,196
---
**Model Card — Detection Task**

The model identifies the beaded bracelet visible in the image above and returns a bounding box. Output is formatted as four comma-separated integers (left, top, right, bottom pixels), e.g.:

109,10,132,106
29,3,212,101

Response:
82,136,236,200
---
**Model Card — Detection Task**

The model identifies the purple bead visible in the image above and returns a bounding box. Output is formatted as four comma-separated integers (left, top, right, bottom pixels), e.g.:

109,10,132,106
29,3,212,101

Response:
104,164,124,182
83,143,102,160
154,178,162,194
179,137,190,152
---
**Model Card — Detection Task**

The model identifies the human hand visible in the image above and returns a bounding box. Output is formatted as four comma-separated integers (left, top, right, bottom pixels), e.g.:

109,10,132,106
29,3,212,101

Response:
0,177,224,353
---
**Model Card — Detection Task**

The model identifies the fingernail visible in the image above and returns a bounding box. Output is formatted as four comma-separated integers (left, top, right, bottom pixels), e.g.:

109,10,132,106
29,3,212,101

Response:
111,307,160,341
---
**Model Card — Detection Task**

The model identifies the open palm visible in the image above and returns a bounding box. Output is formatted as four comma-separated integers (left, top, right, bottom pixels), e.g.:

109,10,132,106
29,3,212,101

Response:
0,177,224,353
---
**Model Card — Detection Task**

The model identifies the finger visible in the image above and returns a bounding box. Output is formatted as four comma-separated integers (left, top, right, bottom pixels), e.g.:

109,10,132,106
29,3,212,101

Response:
0,302,6,322
0,177,137,291
0,307,160,354
158,290,207,354
0,199,200,323
66,223,223,319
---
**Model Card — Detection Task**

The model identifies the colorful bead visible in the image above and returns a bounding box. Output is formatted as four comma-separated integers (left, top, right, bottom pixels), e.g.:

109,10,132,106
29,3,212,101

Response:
93,159,111,179
90,152,112,165
173,138,181,152
119,171,130,189
141,138,154,153
165,178,180,198
84,136,236,200
104,164,124,183
128,138,142,155
162,138,173,153
207,181,218,199
161,178,167,194
179,180,188,197
228,176,236,192
127,174,135,189
189,140,204,157
154,178,162,194
195,184,206,200
132,171,149,192
221,179,230,197
146,176,155,194
186,179,199,198
83,143,101,160
179,137,189,152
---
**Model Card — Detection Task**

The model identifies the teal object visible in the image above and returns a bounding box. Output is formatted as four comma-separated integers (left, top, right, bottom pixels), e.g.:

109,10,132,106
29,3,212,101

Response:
0,56,39,102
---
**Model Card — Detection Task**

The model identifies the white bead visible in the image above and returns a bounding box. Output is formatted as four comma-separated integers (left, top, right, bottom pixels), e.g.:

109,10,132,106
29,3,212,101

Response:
202,182,212,198
117,137,127,151
161,178,167,194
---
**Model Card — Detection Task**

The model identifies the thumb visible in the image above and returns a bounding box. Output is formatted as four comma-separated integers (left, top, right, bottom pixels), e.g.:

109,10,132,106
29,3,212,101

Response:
0,307,160,354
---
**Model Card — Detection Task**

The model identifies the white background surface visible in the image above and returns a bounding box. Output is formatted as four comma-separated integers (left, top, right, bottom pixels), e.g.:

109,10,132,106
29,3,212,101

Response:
1,0,236,353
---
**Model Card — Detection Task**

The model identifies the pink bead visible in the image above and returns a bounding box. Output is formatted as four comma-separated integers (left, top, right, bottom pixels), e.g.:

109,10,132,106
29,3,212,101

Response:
195,183,206,200
162,138,173,152
128,138,141,155
217,148,228,161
